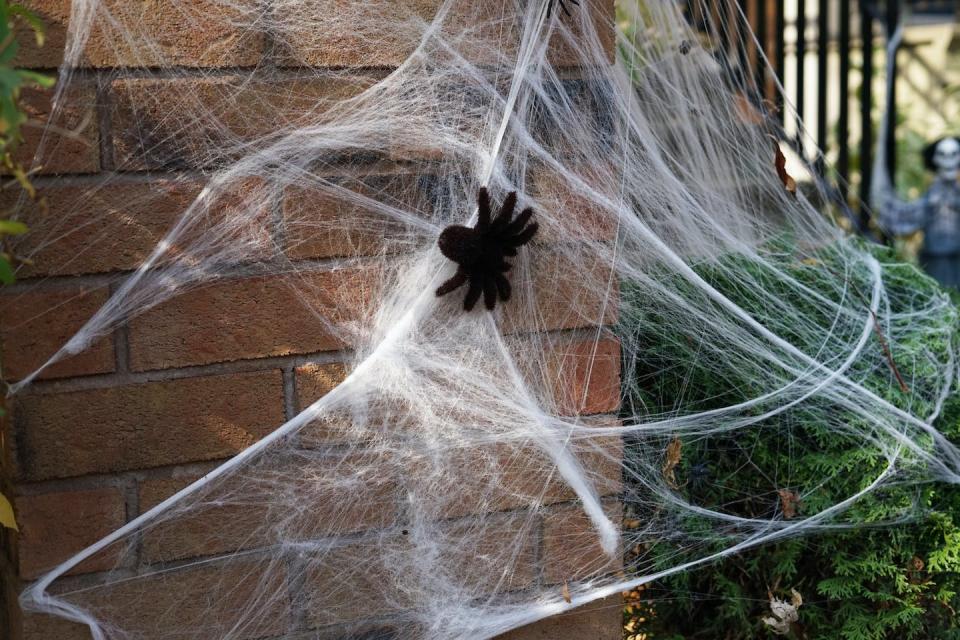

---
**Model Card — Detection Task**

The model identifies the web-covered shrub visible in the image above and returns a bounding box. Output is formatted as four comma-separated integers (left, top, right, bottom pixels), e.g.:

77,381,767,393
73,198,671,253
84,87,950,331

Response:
622,242,960,639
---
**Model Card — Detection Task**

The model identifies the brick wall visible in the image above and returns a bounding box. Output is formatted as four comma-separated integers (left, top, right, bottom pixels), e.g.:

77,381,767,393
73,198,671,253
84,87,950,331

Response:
1,2,622,639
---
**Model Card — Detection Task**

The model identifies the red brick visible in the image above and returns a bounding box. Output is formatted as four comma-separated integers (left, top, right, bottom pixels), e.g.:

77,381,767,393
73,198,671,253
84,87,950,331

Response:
495,595,623,640
542,500,622,584
546,337,621,416
136,474,261,564
5,180,199,278
281,448,399,536
23,564,288,638
303,514,537,622
137,449,398,563
128,267,378,371
299,623,405,640
16,0,613,70
303,539,414,628
282,174,434,260
16,0,264,69
13,369,285,481
111,76,372,170
500,250,618,333
11,0,68,68
77,559,290,639
13,83,99,175
275,0,441,67
407,432,620,521
15,488,125,580
531,167,617,244
295,361,412,448
296,362,348,408
547,0,617,67
4,178,273,278
503,334,620,416
20,612,93,640
277,0,615,67
0,286,114,381
294,362,356,446
442,512,538,593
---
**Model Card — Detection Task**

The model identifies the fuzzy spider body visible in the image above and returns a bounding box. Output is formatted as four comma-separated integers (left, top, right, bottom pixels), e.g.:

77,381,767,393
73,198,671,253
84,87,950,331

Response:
436,188,538,311
685,461,711,492
547,0,580,18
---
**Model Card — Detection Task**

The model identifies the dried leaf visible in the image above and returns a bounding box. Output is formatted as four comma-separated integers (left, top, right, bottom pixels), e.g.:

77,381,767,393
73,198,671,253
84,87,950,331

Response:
777,488,801,519
774,142,797,195
763,588,802,635
561,582,572,603
790,588,802,608
662,436,682,489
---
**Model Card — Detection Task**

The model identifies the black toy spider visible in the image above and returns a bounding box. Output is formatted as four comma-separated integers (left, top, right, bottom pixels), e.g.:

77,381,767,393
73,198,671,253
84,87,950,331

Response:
547,0,580,17
684,461,711,492
436,187,538,311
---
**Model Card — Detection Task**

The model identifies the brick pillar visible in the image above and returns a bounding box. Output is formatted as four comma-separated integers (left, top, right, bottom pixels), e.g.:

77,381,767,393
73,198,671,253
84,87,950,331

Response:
2,2,622,638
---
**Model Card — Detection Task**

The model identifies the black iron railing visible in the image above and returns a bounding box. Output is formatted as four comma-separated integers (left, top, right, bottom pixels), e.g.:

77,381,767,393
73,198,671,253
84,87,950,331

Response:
683,0,955,230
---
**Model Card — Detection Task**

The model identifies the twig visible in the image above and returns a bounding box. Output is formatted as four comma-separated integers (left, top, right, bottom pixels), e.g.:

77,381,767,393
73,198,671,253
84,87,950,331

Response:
816,261,910,393
869,308,909,393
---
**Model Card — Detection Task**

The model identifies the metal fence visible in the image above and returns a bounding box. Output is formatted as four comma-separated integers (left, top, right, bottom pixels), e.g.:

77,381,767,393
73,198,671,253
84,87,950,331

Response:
682,0,956,229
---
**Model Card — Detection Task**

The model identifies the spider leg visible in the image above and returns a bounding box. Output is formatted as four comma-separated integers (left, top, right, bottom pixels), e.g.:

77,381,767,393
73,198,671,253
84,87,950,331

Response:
463,274,483,311
482,276,498,310
505,221,539,247
503,207,533,236
436,268,468,297
477,187,492,231
495,272,512,302
561,0,572,16
491,191,518,232
546,0,553,18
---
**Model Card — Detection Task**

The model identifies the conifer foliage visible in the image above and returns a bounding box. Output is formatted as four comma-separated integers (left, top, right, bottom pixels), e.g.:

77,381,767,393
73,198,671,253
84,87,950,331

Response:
621,243,960,639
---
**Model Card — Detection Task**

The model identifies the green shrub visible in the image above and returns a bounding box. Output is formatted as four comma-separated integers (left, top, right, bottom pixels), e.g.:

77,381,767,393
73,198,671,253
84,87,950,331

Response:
620,241,960,639
0,0,52,534
0,0,52,285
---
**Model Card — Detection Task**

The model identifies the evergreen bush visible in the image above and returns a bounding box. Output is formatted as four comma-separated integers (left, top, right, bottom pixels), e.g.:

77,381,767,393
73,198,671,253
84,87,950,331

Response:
621,241,960,639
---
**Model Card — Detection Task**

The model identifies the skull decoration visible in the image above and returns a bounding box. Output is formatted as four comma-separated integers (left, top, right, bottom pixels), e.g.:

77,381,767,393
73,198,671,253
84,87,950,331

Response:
881,135,960,289
923,137,960,178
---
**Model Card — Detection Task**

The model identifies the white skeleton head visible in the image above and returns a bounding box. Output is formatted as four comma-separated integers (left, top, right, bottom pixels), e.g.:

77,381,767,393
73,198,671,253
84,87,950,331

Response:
933,137,960,177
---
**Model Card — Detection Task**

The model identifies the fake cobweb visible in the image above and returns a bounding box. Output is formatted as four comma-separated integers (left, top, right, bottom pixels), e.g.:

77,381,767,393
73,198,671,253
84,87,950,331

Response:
10,0,960,639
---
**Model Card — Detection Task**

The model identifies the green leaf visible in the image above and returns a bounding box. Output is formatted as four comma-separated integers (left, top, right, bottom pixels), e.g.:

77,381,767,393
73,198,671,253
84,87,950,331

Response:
10,164,33,197
17,69,54,88
0,91,25,137
0,492,16,530
0,219,28,235
9,4,46,47
0,33,17,65
0,255,15,284
0,66,24,94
